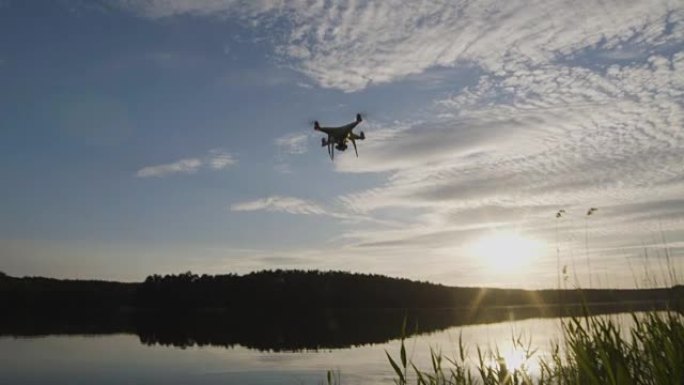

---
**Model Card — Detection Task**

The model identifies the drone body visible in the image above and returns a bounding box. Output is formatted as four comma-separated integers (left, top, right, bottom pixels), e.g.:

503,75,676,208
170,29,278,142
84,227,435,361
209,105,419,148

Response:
313,113,366,160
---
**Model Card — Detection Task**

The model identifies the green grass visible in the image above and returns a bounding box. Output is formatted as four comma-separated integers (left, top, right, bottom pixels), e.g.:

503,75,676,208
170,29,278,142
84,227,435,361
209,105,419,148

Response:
380,310,684,385
326,309,684,385
374,210,684,385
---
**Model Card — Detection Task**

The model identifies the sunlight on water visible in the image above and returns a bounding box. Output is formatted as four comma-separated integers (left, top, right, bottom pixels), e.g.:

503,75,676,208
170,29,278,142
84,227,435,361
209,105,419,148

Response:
501,347,531,372
0,312,662,385
480,339,542,376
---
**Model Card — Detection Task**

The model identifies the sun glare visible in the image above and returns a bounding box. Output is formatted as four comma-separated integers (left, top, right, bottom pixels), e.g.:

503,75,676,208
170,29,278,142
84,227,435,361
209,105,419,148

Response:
484,344,541,375
468,231,544,272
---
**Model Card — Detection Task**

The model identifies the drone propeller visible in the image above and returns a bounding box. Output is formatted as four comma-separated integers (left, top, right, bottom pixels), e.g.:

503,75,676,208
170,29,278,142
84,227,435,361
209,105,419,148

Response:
306,118,320,130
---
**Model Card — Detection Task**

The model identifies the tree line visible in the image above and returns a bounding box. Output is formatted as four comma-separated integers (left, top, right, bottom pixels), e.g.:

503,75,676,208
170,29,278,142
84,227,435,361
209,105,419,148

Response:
1,269,681,310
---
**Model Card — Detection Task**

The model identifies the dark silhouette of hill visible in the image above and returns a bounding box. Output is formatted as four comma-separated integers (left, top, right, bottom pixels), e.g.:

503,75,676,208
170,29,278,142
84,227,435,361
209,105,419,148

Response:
134,270,676,310
1,270,679,351
1,269,678,311
0,272,136,309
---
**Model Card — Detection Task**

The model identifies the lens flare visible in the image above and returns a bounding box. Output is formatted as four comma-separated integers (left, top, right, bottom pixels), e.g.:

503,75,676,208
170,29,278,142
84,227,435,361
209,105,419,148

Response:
468,231,544,273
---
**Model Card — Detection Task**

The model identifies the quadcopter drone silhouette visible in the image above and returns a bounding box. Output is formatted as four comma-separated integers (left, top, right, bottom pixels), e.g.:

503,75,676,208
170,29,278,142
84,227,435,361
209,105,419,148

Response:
313,113,366,160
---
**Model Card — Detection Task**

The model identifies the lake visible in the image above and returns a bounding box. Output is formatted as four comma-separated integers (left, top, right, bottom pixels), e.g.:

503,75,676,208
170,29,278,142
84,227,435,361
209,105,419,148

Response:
0,305,665,384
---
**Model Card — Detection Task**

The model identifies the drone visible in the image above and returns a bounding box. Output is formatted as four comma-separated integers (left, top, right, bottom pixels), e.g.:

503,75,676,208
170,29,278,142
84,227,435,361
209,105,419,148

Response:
313,113,366,160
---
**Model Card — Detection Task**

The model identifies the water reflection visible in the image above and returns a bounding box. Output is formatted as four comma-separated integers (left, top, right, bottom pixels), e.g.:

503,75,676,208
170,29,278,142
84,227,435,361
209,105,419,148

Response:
0,306,678,385
1,302,668,351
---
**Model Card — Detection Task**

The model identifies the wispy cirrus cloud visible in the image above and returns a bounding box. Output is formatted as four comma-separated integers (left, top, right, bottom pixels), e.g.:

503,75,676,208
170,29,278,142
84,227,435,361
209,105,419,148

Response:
136,158,203,178
136,149,236,178
275,132,309,155
230,196,327,215
273,132,310,173
230,195,402,228
109,0,683,92
109,0,684,286
338,53,684,207
332,50,684,277
206,149,237,170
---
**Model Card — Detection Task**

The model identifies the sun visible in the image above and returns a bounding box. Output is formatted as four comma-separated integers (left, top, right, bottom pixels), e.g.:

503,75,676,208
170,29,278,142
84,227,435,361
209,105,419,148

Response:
467,231,544,272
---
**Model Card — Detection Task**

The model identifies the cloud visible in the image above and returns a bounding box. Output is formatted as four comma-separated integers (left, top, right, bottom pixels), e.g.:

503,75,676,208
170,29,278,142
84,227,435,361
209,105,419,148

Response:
108,0,683,91
338,50,684,205
207,149,236,169
273,132,311,174
229,195,400,228
135,158,203,178
136,149,236,178
230,196,327,215
109,0,684,287
273,163,293,174
331,48,684,284
275,132,309,155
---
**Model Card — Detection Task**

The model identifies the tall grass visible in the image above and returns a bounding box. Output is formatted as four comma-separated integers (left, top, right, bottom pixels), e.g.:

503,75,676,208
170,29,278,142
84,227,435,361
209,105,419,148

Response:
378,211,684,385
381,310,683,385
324,208,682,385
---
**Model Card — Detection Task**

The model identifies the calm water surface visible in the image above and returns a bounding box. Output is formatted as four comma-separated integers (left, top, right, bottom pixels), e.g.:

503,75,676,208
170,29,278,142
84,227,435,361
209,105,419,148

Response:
0,312,644,385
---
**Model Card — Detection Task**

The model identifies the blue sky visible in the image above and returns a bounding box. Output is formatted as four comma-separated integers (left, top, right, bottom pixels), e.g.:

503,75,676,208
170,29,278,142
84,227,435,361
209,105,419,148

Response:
1,0,683,288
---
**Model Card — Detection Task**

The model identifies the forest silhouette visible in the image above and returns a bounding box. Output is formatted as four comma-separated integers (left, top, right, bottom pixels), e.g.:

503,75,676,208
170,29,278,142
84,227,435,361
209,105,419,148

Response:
2,269,680,310
1,270,681,351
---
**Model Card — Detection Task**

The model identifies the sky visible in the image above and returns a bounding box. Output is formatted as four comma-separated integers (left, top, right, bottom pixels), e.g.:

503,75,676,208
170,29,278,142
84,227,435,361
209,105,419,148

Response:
1,0,683,288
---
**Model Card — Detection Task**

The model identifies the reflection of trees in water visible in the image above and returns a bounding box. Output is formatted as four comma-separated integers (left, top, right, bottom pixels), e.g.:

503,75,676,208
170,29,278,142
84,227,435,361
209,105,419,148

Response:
1,303,671,352
0,310,133,337
3,270,680,350
136,309,458,351
132,307,586,351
